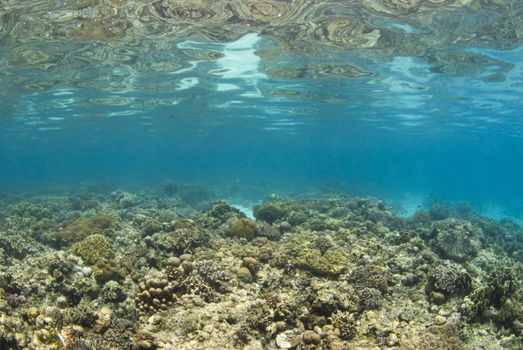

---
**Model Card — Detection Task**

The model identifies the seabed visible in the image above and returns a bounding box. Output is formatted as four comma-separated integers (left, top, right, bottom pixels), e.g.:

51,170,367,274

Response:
0,184,522,349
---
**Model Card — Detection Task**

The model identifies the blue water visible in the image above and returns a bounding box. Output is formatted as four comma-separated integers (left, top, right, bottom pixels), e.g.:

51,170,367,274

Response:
1,33,523,220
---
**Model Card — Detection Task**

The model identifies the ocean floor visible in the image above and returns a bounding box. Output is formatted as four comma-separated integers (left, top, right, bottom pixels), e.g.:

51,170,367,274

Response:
0,184,522,349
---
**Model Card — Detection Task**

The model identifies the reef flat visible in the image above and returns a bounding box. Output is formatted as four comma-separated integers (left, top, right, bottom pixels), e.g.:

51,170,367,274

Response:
0,186,522,349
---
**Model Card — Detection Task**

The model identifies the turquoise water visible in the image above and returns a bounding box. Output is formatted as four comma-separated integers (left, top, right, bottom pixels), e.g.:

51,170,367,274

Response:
2,3,523,349
1,5,523,220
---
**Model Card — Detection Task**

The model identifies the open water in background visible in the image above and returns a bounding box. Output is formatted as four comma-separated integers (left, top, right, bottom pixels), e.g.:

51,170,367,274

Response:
1,3,523,221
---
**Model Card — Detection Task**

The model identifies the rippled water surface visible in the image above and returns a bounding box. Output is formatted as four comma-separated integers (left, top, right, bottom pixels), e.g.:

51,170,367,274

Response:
1,0,523,218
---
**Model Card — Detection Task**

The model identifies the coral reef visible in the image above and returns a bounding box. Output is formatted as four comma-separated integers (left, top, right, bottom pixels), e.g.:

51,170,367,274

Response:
0,189,522,349
330,311,357,340
469,266,522,327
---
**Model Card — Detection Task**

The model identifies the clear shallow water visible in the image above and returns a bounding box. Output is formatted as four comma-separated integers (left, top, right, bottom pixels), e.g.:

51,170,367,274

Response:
1,2,523,220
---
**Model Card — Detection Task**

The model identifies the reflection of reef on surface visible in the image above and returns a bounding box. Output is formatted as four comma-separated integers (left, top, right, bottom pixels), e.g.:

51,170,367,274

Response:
0,186,522,349
0,0,522,95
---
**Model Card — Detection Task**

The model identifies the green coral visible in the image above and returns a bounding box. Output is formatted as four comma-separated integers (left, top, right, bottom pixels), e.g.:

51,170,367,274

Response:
295,248,348,276
71,234,113,266
54,213,117,243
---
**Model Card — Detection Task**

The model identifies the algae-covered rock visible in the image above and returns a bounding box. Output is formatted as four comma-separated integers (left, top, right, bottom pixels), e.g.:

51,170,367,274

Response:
141,217,163,236
255,221,281,240
178,184,215,207
101,280,127,303
295,248,348,276
311,235,334,254
65,299,98,327
209,200,244,221
410,210,432,225
111,190,138,208
54,213,117,243
196,260,235,293
71,234,113,266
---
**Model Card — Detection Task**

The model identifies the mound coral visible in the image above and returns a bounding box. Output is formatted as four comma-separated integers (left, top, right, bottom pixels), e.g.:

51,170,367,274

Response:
228,217,257,240
253,203,286,224
136,271,177,313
